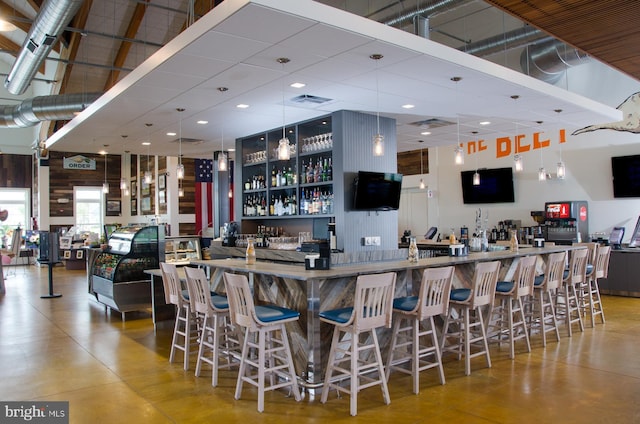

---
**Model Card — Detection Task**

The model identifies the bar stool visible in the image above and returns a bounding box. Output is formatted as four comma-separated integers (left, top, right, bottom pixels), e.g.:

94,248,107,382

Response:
160,262,198,370
441,261,500,376
557,248,587,336
488,255,536,358
222,272,301,413
386,266,454,394
184,267,241,387
320,272,397,416
583,244,610,326
527,251,565,346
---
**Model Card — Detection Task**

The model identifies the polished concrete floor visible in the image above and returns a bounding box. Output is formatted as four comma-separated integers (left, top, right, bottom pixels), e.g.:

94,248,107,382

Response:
2,264,640,423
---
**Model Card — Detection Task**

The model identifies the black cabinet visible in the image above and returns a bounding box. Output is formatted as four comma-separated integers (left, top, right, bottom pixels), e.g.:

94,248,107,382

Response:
599,250,640,297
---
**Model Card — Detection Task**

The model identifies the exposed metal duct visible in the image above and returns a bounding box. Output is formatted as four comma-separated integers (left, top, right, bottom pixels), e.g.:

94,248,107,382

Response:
382,0,472,27
5,0,84,95
0,93,101,128
520,39,590,84
460,25,546,56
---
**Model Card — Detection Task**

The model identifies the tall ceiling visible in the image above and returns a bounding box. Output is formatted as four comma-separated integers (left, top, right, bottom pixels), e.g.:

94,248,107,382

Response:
0,0,632,157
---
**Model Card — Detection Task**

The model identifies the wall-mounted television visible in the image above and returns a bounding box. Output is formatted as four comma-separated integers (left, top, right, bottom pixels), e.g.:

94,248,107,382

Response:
353,171,403,211
611,154,640,198
461,167,515,204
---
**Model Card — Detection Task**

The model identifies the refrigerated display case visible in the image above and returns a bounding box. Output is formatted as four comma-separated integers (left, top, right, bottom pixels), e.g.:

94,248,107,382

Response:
90,225,164,314
164,236,201,265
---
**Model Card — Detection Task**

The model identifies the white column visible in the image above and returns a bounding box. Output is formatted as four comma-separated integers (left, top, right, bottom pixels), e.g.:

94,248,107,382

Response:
165,156,180,236
37,157,50,231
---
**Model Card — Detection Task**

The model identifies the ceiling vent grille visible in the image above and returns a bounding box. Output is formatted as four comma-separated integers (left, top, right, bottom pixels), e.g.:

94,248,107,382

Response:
290,94,333,104
409,118,455,128
170,137,204,145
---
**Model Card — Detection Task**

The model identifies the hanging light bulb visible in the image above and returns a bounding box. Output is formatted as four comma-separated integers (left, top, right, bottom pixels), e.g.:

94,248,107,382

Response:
452,77,463,165
144,123,153,184
538,167,547,181
514,154,524,172
123,185,130,197
473,170,481,186
371,54,384,156
102,150,110,194
218,128,228,171
176,108,185,179
556,161,566,179
178,184,184,197
419,148,426,189
277,58,291,161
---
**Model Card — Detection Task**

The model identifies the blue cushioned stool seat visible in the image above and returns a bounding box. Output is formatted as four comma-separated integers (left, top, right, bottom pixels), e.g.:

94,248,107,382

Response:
450,288,471,302
393,296,418,312
534,275,544,286
495,281,514,293
319,307,353,324
211,294,229,309
586,264,593,274
255,304,300,322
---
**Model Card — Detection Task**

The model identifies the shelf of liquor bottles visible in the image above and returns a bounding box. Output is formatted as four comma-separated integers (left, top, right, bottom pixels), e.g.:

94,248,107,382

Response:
237,115,334,220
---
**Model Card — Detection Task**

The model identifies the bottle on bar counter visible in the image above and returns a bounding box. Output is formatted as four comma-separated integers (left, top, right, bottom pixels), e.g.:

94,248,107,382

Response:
510,229,519,252
246,238,256,264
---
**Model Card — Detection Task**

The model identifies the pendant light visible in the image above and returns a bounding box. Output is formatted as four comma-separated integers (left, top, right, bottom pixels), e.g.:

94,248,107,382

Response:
419,148,425,189
555,109,566,179
512,96,524,172
538,149,547,181
176,108,185,179
452,77,463,165
472,148,480,186
144,123,152,184
277,57,291,161
102,149,109,194
218,128,228,171
371,54,384,156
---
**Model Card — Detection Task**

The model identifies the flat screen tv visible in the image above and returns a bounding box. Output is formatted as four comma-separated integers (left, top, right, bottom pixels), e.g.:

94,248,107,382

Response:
353,171,403,211
461,167,515,204
611,154,640,198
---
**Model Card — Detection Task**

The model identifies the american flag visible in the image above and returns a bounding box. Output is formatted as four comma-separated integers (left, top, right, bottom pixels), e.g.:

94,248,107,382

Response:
195,158,213,234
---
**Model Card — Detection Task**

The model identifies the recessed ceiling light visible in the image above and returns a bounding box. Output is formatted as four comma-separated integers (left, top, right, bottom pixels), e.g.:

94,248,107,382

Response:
197,120,208,125
236,104,249,109
402,104,415,109
290,82,306,88
166,132,176,136
479,121,491,126
420,131,431,135
142,142,151,146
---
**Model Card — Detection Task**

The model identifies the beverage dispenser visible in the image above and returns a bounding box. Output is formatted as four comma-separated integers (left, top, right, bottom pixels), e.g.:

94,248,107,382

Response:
543,201,589,245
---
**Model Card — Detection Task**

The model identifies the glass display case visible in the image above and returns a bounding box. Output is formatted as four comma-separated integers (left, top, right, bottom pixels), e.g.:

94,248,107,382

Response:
164,236,201,265
90,225,164,314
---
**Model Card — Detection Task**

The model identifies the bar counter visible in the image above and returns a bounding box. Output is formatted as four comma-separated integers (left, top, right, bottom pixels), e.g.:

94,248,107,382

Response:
190,244,580,387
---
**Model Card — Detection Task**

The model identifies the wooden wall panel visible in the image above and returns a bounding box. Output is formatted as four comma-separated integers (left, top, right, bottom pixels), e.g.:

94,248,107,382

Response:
0,154,32,188
397,149,429,176
49,152,122,217
179,158,195,215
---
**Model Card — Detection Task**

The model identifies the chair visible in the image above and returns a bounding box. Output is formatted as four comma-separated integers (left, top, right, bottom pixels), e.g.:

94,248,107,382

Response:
582,244,610,326
184,267,241,387
160,262,198,370
488,255,536,359
223,272,301,413
441,261,500,376
527,251,565,346
320,272,397,416
386,266,454,394
1,228,22,278
557,248,587,336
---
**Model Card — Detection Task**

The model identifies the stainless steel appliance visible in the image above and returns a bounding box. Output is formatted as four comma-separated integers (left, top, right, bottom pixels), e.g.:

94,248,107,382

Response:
543,201,589,245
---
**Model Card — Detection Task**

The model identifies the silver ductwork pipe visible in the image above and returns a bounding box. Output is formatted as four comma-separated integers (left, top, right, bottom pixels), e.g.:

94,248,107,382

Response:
383,0,471,27
460,26,546,56
5,0,84,95
0,93,102,128
520,39,590,84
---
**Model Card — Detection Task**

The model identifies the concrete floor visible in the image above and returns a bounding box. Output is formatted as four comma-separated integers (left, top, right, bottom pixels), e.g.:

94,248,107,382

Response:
1,264,640,423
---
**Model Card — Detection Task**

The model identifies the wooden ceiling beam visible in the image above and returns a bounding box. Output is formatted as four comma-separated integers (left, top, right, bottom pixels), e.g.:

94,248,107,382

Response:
103,0,149,91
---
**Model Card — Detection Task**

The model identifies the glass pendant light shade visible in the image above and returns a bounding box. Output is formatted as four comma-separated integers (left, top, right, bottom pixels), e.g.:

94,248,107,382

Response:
419,178,425,189
454,145,464,165
102,181,109,194
278,137,290,160
102,153,109,193
123,185,130,197
556,161,566,179
373,134,384,157
218,151,228,171
178,185,184,197
538,167,547,181
514,154,523,172
473,171,480,186
144,170,152,184
176,163,185,179
120,178,127,190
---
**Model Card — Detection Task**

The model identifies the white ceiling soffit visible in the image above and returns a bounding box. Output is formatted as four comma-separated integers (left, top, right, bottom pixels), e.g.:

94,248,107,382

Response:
45,0,621,156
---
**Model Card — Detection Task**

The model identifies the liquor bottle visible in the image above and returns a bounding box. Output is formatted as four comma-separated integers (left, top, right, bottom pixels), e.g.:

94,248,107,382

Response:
287,167,293,186
327,157,332,181
276,168,281,187
271,169,277,187
246,238,256,265
269,194,275,216
291,194,297,215
322,158,328,182
301,160,307,184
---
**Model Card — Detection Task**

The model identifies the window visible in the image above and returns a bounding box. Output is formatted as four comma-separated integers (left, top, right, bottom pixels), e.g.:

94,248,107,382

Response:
0,188,30,249
74,187,104,237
